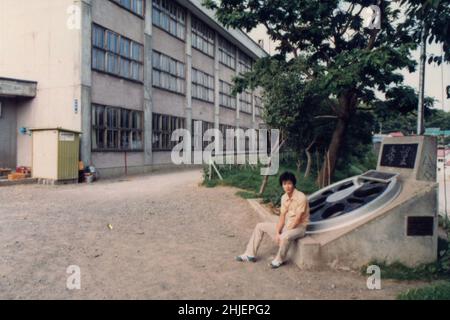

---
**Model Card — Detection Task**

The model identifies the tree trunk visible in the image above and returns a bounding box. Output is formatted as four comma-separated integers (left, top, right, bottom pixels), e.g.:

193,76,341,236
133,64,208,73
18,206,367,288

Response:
316,92,357,186
296,159,303,175
316,119,347,187
304,139,316,178
258,139,286,195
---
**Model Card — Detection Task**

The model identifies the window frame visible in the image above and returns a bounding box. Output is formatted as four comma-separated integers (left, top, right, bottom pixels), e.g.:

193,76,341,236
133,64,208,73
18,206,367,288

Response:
218,36,236,70
219,80,237,110
238,50,253,75
152,50,186,95
191,16,215,58
152,0,186,41
109,0,145,18
91,23,144,83
152,113,186,151
92,104,144,152
239,90,253,114
191,68,215,103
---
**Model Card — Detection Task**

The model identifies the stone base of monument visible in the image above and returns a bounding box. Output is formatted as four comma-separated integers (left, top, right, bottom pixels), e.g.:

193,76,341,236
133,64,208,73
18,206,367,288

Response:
248,136,439,270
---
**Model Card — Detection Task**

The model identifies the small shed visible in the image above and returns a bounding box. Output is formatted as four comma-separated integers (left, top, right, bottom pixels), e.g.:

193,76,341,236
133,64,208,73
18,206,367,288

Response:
30,128,81,183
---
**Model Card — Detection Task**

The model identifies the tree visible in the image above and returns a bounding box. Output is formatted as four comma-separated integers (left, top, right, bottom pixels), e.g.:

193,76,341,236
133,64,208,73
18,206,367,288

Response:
204,0,450,185
237,56,329,178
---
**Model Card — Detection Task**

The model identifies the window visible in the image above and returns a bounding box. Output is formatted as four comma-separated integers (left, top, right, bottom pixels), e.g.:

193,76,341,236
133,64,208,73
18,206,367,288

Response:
110,0,145,16
240,91,253,114
192,68,214,103
219,124,236,154
93,48,106,71
93,24,105,48
152,0,186,40
255,96,263,117
238,51,252,74
120,37,131,58
106,30,120,53
152,113,185,151
219,80,237,109
92,24,144,82
92,104,143,151
192,17,215,57
191,120,215,150
152,51,185,94
218,36,236,69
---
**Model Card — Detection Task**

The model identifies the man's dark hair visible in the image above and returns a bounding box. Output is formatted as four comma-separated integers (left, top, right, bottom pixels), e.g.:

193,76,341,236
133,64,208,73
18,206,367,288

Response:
279,171,297,187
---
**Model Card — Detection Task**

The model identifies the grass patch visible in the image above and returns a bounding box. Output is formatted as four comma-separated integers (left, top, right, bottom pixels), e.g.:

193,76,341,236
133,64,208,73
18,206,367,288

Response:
363,260,450,281
397,282,450,300
203,163,318,205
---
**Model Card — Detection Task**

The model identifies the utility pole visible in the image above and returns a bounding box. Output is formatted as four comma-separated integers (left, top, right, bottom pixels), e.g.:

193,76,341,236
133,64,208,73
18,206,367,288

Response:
417,21,427,135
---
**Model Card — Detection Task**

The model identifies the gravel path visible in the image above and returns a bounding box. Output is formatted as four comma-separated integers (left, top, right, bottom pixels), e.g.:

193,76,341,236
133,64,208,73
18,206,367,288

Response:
0,170,426,299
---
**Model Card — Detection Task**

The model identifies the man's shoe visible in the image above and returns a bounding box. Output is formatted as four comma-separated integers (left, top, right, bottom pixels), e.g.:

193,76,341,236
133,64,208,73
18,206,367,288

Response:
269,260,283,269
236,255,257,262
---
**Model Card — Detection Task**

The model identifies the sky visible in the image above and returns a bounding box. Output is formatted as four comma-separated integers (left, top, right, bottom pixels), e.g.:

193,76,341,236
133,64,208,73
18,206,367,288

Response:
248,23,450,113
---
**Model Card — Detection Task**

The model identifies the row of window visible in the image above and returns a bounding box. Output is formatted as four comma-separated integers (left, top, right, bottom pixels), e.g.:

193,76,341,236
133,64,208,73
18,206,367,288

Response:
219,80,237,109
97,0,254,85
192,17,215,57
110,0,145,16
192,121,255,153
92,24,144,81
218,37,236,69
92,104,144,151
240,91,253,114
192,68,215,103
255,96,263,117
152,113,186,150
152,51,186,94
151,0,253,71
92,104,265,153
152,0,186,40
111,0,254,72
192,120,215,150
149,51,259,113
238,52,252,74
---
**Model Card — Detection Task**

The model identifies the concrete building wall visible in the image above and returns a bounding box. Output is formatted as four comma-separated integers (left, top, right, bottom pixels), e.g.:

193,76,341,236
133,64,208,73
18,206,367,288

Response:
0,99,17,168
1,0,267,176
152,27,185,62
192,99,215,122
152,89,186,118
192,50,214,75
91,73,144,110
239,113,253,129
89,0,146,172
219,66,236,84
0,0,82,167
219,108,237,127
92,0,144,43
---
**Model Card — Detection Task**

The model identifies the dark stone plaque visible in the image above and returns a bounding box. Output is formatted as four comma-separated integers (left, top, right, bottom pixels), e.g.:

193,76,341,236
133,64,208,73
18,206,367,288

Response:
380,143,418,169
407,216,434,236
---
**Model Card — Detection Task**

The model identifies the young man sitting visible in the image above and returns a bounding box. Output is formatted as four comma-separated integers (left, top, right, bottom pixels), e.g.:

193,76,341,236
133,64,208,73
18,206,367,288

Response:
236,171,310,268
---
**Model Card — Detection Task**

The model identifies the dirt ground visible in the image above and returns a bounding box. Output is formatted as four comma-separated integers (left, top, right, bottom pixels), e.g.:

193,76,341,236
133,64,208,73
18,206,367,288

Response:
0,169,428,299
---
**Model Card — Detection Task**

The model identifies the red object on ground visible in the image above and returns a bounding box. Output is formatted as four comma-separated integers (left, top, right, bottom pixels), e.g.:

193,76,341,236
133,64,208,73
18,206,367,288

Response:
16,166,31,174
